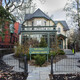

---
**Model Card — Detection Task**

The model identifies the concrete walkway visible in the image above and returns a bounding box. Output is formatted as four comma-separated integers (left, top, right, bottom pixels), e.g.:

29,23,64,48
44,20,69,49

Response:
63,49,74,55
27,66,50,80
2,53,24,72
2,52,80,80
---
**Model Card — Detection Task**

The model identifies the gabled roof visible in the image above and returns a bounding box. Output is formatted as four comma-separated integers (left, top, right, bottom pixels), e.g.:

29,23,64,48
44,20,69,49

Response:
54,21,69,31
25,9,51,20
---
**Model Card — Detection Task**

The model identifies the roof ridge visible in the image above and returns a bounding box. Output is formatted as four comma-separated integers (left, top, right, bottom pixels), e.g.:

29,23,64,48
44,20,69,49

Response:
30,8,50,20
36,8,51,19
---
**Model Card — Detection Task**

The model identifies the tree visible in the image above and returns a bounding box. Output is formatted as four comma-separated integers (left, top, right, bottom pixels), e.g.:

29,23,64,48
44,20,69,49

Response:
11,0,46,23
64,0,79,29
0,6,14,41
39,37,47,47
0,6,15,25
3,0,24,12
68,29,80,51
64,0,80,51
2,0,46,23
13,0,36,23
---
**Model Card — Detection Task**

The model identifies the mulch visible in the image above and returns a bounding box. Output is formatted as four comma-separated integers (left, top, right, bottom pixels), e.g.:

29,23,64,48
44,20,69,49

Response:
49,74,80,80
0,59,27,80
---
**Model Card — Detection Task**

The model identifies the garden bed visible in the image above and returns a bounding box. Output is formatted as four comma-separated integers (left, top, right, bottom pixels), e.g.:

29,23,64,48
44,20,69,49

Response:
28,55,67,67
49,73,80,80
0,59,27,80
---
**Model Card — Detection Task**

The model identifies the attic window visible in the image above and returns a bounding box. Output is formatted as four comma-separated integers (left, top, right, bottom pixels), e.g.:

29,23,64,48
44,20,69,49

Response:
37,20,41,26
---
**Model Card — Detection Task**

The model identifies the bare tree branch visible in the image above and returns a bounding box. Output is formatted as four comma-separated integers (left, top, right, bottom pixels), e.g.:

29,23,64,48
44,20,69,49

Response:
10,0,24,12
6,0,11,7
6,2,14,10
4,0,7,5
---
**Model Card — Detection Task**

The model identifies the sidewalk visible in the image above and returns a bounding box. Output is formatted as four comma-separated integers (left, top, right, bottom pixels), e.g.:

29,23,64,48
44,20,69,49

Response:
27,66,50,80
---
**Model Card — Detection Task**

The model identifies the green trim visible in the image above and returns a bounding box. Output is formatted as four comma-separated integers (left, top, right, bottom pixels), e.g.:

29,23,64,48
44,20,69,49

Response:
65,39,66,49
59,39,63,49
22,25,56,28
57,34,67,39
21,30,57,33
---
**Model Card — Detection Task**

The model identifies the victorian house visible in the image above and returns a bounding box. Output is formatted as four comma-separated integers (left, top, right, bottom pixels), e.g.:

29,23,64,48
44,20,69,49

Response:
19,9,69,49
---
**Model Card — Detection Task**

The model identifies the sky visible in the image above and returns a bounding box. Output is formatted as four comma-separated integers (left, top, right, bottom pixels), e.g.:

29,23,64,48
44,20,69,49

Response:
2,0,67,21
33,0,68,21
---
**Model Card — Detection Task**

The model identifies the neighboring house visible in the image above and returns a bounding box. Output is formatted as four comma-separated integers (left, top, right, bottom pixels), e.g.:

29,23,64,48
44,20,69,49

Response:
0,22,19,48
19,8,69,49
12,22,19,43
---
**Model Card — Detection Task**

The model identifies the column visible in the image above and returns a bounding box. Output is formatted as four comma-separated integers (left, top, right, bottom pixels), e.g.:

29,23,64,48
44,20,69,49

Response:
65,39,66,49
21,33,23,45
55,32,57,49
48,33,50,48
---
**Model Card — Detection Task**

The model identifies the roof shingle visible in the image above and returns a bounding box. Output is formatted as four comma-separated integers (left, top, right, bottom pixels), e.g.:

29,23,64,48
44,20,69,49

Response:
54,21,69,31
25,9,51,20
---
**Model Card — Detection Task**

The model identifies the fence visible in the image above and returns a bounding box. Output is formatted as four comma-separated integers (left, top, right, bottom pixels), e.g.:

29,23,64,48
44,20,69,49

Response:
50,55,80,80
0,48,14,58
19,54,28,75
1,52,28,79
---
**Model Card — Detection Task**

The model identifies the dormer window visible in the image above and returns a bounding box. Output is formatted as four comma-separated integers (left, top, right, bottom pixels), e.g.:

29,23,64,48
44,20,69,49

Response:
58,28,61,33
37,20,41,26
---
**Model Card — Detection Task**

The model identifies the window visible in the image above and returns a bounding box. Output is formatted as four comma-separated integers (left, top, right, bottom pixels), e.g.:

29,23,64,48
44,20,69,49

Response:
44,21,46,26
37,20,41,26
32,21,34,26
10,24,14,33
58,28,61,33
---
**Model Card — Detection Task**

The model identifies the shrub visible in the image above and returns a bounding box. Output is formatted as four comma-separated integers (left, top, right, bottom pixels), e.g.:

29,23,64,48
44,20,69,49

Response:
14,44,22,57
57,50,65,55
48,51,56,59
34,55,46,66
39,37,47,47
14,43,30,59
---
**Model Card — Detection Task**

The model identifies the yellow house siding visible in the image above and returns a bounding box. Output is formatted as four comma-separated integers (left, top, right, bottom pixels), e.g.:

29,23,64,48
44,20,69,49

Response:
23,18,54,26
23,20,32,26
56,23,66,36
56,22,68,49
33,18,45,26
66,38,68,49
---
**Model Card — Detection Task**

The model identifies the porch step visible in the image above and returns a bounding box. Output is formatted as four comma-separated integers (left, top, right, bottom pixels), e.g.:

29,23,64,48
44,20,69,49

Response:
63,49,74,55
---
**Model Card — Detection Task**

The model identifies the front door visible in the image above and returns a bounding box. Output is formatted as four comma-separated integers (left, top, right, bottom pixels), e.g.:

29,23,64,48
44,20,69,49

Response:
59,39,63,49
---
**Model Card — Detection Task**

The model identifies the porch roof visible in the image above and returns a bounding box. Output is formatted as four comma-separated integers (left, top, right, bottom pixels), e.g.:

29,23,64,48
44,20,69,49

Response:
57,34,67,39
